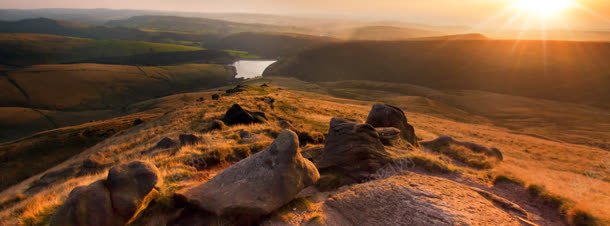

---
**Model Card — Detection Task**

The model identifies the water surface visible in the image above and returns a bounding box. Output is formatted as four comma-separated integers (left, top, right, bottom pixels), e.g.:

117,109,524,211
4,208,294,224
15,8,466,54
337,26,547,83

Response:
233,60,276,79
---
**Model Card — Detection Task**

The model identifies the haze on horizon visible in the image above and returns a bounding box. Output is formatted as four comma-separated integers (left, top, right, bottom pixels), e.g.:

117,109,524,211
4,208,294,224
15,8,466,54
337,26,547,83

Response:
1,0,610,31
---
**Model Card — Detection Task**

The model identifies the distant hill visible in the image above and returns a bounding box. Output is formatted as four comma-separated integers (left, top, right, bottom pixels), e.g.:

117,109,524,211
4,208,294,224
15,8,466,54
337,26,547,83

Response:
105,15,308,35
265,40,610,108
208,32,338,58
0,33,204,66
409,33,489,41
343,26,442,41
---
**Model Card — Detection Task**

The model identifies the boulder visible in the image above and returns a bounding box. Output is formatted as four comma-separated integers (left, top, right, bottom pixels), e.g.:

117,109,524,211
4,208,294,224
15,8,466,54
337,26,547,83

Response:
323,173,522,225
212,94,221,100
154,137,178,149
298,131,325,147
133,118,144,126
375,127,402,146
79,152,112,175
50,161,161,226
366,103,417,145
420,135,503,168
207,119,226,131
176,130,319,222
50,181,122,226
316,118,392,182
222,104,267,126
105,161,162,221
179,134,202,146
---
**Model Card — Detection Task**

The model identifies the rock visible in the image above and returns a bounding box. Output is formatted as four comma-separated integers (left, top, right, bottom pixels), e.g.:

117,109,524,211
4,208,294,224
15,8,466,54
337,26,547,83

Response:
176,130,319,222
375,127,402,146
366,103,417,145
222,104,267,126
278,120,297,131
212,94,221,100
298,131,325,147
26,166,79,195
179,134,202,146
323,173,522,225
154,137,178,149
238,130,259,144
207,119,226,131
50,181,121,226
226,84,248,94
301,145,324,162
421,135,503,168
316,118,392,182
79,152,112,175
133,118,144,126
50,161,161,226
196,97,205,102
105,161,162,221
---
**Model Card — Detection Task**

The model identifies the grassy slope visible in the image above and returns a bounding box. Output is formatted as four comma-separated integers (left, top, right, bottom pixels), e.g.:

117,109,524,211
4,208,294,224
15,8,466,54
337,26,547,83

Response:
265,40,610,108
0,33,203,66
0,63,235,142
0,80,607,225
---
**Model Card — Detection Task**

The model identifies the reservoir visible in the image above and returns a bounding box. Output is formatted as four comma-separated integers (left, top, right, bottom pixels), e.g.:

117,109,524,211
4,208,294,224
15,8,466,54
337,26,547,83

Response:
233,60,276,79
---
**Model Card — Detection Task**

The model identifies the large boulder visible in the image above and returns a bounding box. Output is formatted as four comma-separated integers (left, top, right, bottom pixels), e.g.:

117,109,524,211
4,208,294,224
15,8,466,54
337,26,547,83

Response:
50,181,122,226
179,134,202,146
176,130,319,222
316,118,392,182
50,161,161,226
375,127,402,146
222,104,267,126
366,103,417,145
105,161,162,221
323,173,522,225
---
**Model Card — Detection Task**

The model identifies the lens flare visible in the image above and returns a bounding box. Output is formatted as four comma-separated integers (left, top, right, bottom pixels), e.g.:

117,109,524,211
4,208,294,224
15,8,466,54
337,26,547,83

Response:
512,0,575,18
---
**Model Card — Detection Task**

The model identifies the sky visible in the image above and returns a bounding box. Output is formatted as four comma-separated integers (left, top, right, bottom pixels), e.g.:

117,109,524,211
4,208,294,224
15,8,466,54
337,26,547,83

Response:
1,0,609,30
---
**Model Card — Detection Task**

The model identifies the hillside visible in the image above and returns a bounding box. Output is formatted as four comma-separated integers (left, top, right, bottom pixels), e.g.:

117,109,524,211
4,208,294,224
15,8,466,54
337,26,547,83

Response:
265,40,610,108
0,63,235,142
0,33,204,66
0,80,607,225
106,15,308,35
208,32,338,58
343,26,442,41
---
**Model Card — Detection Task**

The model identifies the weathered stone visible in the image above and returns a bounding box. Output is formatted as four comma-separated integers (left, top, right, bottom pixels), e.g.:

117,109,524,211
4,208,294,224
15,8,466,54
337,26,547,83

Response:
324,173,522,226
366,103,417,145
133,118,144,126
50,161,161,226
176,130,319,221
105,161,162,221
375,127,402,146
316,118,392,182
222,104,267,126
207,119,226,131
50,181,122,226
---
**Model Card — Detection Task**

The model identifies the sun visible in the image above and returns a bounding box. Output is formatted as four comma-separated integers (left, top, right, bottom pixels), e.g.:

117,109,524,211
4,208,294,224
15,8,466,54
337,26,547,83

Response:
512,0,575,18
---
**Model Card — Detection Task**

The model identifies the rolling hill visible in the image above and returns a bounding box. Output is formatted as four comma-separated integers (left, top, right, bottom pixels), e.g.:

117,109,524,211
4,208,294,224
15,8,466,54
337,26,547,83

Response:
207,32,338,58
0,33,204,66
0,63,236,142
265,40,610,108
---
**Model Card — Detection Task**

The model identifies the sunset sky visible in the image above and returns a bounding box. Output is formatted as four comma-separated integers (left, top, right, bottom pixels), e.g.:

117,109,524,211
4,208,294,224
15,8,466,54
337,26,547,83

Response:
1,0,609,30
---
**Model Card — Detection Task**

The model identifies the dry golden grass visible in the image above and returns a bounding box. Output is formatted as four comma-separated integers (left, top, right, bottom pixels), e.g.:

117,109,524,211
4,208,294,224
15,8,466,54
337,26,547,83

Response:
1,80,608,225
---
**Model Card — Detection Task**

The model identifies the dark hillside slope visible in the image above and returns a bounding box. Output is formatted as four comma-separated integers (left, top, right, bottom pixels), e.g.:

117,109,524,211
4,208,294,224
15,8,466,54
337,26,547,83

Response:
208,32,337,58
265,40,610,107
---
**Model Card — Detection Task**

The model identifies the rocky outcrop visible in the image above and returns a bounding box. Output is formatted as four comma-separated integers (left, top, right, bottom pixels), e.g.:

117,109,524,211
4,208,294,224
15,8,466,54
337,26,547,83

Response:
79,152,113,175
154,137,178,149
50,161,161,226
176,130,319,222
323,173,522,225
222,104,267,126
316,118,392,182
366,103,417,145
375,127,402,146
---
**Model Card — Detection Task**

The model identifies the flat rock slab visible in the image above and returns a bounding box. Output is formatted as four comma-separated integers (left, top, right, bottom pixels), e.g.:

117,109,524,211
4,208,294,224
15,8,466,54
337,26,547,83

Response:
324,173,522,226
